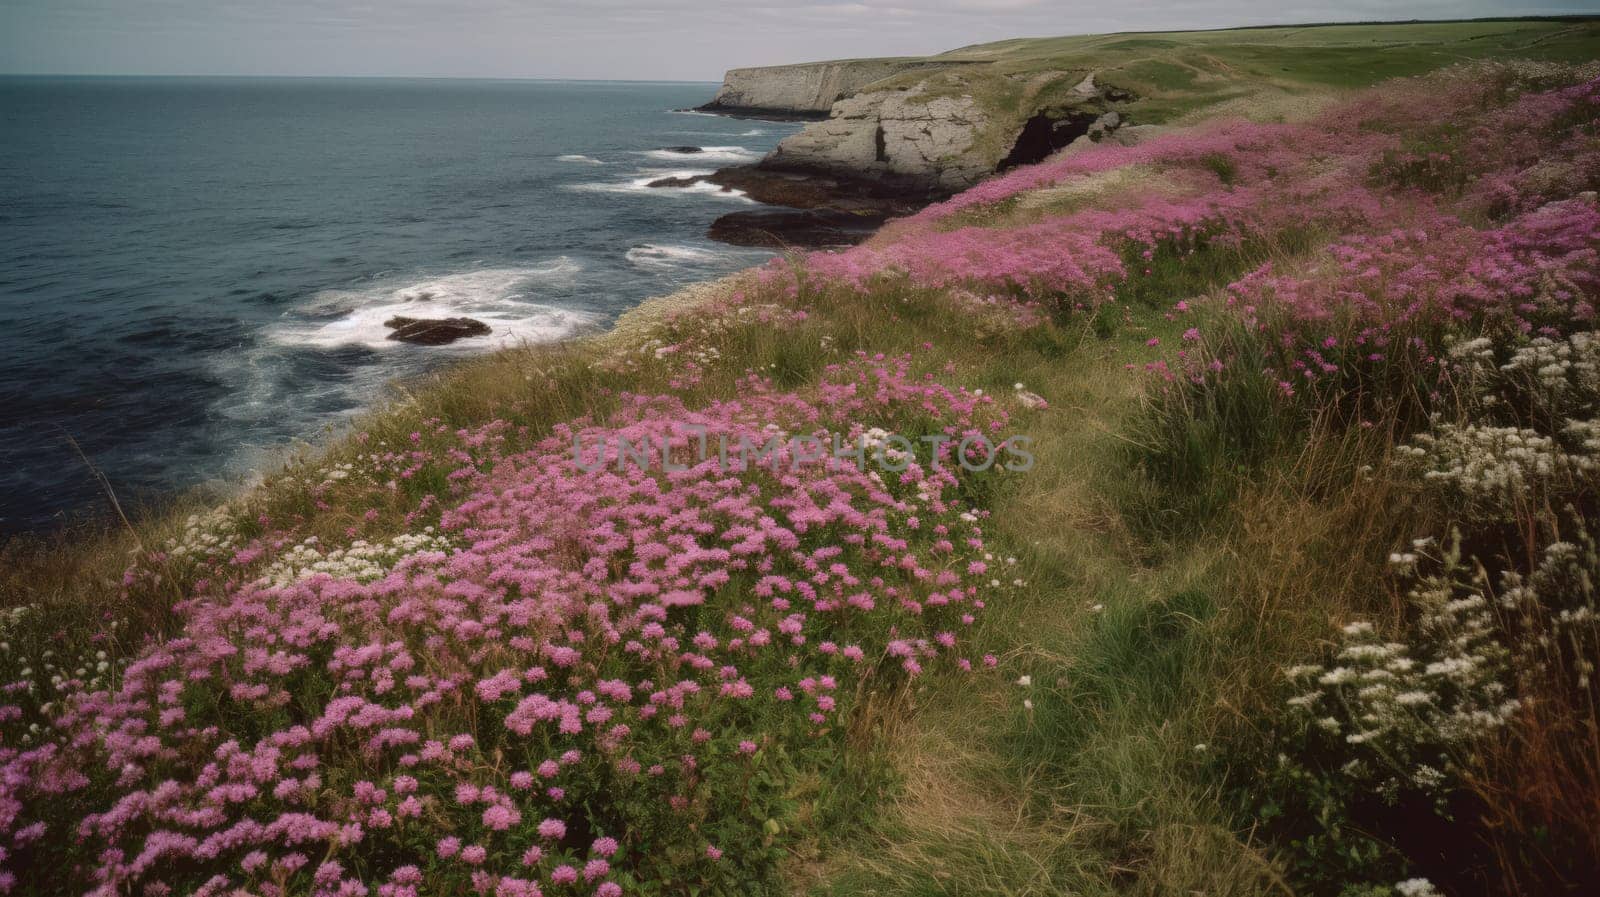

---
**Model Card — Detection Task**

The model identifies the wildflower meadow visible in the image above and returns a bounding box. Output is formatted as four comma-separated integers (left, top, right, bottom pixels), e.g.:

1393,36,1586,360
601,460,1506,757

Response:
5,57,1600,896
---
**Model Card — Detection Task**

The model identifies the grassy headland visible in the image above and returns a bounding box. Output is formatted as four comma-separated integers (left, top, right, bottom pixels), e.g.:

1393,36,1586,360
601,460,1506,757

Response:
4,21,1600,897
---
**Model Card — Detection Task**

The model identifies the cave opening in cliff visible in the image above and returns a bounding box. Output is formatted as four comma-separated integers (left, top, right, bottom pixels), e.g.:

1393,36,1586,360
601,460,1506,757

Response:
998,110,1098,171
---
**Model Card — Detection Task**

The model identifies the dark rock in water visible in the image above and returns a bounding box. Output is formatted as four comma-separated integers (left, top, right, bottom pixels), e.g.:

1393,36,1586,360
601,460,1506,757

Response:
664,162,947,250
708,209,887,249
691,162,944,249
660,146,703,154
685,104,830,123
383,316,492,346
647,174,729,191
706,164,940,215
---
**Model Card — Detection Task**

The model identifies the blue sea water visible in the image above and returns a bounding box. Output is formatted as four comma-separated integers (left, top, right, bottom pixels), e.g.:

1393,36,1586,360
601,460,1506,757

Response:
0,77,797,533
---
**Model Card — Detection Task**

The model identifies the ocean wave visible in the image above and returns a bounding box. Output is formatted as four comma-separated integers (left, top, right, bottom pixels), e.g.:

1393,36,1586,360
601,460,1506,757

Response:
565,170,752,201
625,243,723,269
641,145,760,165
556,154,605,165
274,262,596,350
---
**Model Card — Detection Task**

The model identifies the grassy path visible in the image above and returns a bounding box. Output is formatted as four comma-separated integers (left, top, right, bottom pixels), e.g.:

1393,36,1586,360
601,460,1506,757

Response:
798,314,1283,895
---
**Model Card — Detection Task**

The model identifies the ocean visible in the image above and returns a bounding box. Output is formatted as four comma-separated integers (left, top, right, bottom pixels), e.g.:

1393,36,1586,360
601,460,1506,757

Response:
0,77,797,533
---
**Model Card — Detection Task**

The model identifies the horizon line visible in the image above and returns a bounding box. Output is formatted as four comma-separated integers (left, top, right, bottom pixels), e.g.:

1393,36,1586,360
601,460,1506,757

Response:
0,73,722,84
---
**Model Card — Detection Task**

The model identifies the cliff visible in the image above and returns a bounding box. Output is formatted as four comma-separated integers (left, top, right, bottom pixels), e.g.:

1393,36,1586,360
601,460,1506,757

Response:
696,58,974,119
702,58,1135,196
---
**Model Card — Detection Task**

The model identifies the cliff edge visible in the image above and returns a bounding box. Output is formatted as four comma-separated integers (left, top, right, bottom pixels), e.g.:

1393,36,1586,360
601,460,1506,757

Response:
700,57,1136,198
696,58,976,119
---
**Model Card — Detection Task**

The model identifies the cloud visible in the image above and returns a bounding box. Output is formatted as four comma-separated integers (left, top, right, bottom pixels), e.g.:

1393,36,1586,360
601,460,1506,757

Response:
1,1,1592,79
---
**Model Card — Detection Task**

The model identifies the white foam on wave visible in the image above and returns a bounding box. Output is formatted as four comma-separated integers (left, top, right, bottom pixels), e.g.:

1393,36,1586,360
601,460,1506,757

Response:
557,154,605,165
274,261,597,350
625,243,723,269
641,145,760,165
741,129,767,137
565,169,753,202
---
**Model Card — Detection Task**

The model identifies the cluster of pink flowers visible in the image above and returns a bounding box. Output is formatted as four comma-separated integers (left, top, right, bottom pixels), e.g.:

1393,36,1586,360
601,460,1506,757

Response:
0,356,1011,894
800,187,1258,302
787,106,1406,305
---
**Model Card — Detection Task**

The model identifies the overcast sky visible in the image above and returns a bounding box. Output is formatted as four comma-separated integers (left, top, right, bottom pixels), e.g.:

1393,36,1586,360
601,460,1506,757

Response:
0,1,1592,81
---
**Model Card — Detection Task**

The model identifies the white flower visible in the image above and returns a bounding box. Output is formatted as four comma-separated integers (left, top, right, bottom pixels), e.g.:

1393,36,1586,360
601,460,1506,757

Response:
1016,675,1032,687
1396,878,1441,897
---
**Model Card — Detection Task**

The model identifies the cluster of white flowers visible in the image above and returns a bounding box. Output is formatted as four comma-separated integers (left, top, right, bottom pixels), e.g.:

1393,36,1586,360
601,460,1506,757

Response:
1496,332,1598,419
1498,523,1600,689
163,506,243,561
1396,422,1588,506
860,427,911,465
1284,538,1517,802
1,606,126,743
1394,878,1442,897
318,460,357,489
255,527,455,587
1402,331,1600,512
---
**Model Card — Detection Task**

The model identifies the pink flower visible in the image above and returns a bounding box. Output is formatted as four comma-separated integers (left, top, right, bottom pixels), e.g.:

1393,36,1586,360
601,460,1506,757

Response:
484,805,520,830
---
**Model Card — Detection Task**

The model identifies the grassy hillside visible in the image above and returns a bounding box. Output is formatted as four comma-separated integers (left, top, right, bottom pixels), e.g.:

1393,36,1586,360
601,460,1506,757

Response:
3,28,1600,897
856,18,1600,166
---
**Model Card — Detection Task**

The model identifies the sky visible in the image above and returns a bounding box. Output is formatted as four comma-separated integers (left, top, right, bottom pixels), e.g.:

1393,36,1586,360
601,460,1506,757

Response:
0,1,1593,81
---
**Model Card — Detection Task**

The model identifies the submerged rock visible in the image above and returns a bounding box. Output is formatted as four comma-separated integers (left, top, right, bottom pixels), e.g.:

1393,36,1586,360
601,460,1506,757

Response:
383,316,492,346
646,174,721,190
660,146,703,154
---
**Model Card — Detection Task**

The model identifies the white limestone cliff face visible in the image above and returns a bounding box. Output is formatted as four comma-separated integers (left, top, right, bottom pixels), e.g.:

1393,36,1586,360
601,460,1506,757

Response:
702,59,963,115
765,86,993,190
702,59,1131,194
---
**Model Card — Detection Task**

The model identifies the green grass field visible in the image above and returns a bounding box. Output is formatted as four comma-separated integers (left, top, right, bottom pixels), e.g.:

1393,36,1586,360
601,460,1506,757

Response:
848,18,1600,163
